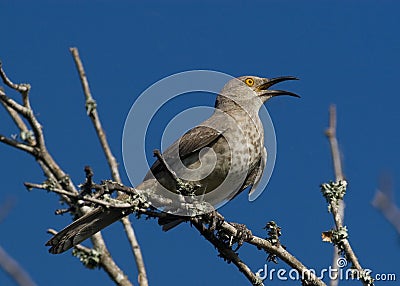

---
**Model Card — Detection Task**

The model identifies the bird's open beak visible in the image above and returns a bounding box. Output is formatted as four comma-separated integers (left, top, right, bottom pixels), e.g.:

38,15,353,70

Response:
257,76,300,98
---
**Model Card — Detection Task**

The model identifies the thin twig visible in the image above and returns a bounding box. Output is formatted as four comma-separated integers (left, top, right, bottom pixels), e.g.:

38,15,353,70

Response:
372,190,400,234
0,100,26,130
36,160,72,205
325,105,344,286
0,62,30,94
0,88,30,117
121,216,148,285
372,174,400,235
0,61,31,109
24,182,132,209
0,199,37,286
0,134,35,154
325,105,344,181
69,47,148,286
325,105,372,286
69,47,121,182
0,101,36,146
0,245,37,286
0,197,16,224
0,69,46,162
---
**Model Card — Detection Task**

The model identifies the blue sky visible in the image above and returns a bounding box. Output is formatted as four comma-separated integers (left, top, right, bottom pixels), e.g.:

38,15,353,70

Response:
1,1,399,285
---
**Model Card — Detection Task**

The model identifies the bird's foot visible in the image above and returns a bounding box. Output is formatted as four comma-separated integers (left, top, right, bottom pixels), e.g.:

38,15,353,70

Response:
228,223,253,251
215,221,252,251
203,210,224,232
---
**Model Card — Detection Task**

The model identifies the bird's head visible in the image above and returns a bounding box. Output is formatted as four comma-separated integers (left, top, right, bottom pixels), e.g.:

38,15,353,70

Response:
216,75,299,112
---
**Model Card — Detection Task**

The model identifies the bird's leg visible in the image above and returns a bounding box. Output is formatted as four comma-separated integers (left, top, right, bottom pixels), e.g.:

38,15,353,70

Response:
201,210,252,251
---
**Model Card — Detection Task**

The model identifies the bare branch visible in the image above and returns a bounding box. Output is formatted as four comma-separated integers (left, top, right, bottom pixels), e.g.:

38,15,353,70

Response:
24,182,133,209
120,216,148,285
0,100,25,129
0,197,16,224
0,101,36,146
324,105,373,286
70,47,148,286
372,191,400,233
0,198,37,286
0,62,30,94
0,134,35,154
0,88,30,117
372,174,400,235
69,47,121,182
325,104,344,286
325,105,344,182
0,68,43,153
0,246,37,286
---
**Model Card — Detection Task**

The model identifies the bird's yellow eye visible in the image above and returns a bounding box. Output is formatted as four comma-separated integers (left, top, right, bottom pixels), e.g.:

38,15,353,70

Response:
245,78,254,87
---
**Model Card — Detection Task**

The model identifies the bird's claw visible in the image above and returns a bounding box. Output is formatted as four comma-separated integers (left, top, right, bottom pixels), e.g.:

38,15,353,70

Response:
216,220,252,251
229,223,252,251
205,210,224,232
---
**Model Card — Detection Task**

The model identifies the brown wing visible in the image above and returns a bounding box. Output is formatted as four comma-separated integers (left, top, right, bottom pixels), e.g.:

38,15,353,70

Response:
144,125,223,181
177,126,223,158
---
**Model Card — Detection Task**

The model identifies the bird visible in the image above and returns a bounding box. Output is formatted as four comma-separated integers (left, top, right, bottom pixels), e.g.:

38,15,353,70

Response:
46,75,299,254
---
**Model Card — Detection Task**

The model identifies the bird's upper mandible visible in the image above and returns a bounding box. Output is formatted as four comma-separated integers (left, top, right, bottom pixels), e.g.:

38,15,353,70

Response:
215,75,299,112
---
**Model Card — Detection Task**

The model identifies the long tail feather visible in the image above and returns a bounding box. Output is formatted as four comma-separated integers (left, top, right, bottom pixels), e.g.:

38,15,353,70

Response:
46,207,125,254
158,215,185,231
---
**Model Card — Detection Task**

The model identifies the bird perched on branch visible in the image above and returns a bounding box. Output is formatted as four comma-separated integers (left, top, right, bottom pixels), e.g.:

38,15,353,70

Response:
46,75,299,254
